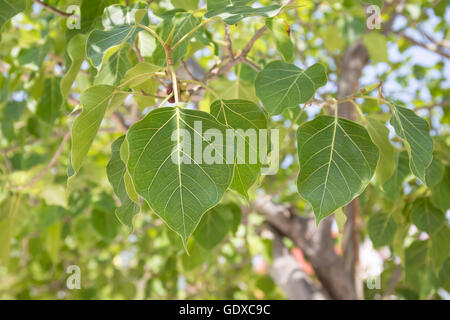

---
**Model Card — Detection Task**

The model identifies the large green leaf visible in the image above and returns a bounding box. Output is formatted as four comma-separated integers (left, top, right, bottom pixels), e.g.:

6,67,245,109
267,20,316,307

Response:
390,105,433,183
86,4,148,68
69,85,127,183
106,136,140,230
0,0,26,40
126,107,234,245
425,158,445,188
382,150,410,201
368,213,397,247
94,45,132,86
296,115,379,222
193,204,234,250
365,116,395,186
205,0,280,25
210,99,267,198
255,61,327,115
36,77,63,124
411,198,445,234
61,34,87,98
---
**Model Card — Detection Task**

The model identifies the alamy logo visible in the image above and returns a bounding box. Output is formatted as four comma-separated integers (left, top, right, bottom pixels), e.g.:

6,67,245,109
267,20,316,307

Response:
66,265,81,290
170,121,279,175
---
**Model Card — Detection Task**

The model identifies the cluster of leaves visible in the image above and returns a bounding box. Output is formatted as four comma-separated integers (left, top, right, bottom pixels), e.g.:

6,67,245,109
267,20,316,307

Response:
0,0,449,299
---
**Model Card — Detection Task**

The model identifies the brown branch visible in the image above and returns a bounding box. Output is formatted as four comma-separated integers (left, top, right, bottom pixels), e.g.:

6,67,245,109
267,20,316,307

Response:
14,130,71,190
33,0,72,17
241,26,267,57
110,111,128,133
399,32,450,59
224,24,234,59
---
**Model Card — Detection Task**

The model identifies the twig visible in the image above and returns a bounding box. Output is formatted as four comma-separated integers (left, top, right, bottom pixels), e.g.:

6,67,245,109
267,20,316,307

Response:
241,26,267,57
14,131,72,190
399,32,450,59
224,24,234,59
33,0,71,17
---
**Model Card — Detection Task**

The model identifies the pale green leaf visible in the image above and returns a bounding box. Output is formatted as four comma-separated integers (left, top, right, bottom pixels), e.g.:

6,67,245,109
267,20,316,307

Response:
61,34,87,98
36,77,63,124
94,45,132,86
362,32,389,63
255,61,327,115
126,107,234,245
296,116,379,222
120,61,162,88
365,116,395,186
0,0,26,40
266,18,294,62
106,136,140,230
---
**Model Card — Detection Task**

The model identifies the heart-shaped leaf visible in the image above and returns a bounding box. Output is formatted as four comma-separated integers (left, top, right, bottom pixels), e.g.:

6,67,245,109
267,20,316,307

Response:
255,61,327,115
368,213,397,247
296,115,379,222
126,107,234,246
411,198,445,234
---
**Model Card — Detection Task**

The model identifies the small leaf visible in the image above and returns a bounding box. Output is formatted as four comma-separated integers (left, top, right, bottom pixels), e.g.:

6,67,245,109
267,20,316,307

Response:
425,158,445,188
210,99,267,198
255,61,327,115
61,34,87,98
390,105,433,183
205,0,280,25
296,115,379,223
430,167,450,212
120,62,162,88
94,45,133,86
382,151,410,201
411,198,445,234
266,18,294,62
368,213,397,247
107,136,140,230
193,204,234,250
365,116,395,186
126,107,234,246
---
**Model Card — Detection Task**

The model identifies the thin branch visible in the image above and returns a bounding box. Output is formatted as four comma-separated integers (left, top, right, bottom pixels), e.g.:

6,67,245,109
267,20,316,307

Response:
241,25,267,57
399,32,450,59
224,24,234,59
14,131,71,190
33,0,71,17
110,111,128,133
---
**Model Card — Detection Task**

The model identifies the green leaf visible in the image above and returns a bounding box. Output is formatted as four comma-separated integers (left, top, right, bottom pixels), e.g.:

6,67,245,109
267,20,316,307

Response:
106,136,140,230
335,208,347,232
126,107,234,246
171,0,198,10
44,222,62,263
425,158,445,188
430,227,450,273
152,12,201,66
209,77,258,104
430,167,450,212
365,116,395,186
0,0,26,40
296,115,379,223
61,34,87,98
205,0,280,25
91,208,120,240
411,198,445,234
193,204,234,250
210,99,267,198
362,32,388,63
120,62,162,88
86,4,148,68
266,18,294,63
66,0,112,38
94,45,132,86
382,150,410,201
255,61,327,115
3,100,26,121
368,213,397,247
69,85,127,183
390,105,433,183
36,77,63,124
405,240,432,294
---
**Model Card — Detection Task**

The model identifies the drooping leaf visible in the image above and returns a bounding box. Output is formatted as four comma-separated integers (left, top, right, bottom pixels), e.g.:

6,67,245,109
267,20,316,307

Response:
36,77,63,124
390,105,433,183
255,61,327,115
120,61,162,88
61,34,87,98
94,45,132,86
193,204,234,250
266,18,294,62
69,85,127,183
106,136,140,230
365,116,395,186
296,115,379,222
411,198,445,234
0,0,26,40
205,0,280,25
382,150,410,201
368,213,397,247
210,99,267,198
126,107,234,245
430,167,450,212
